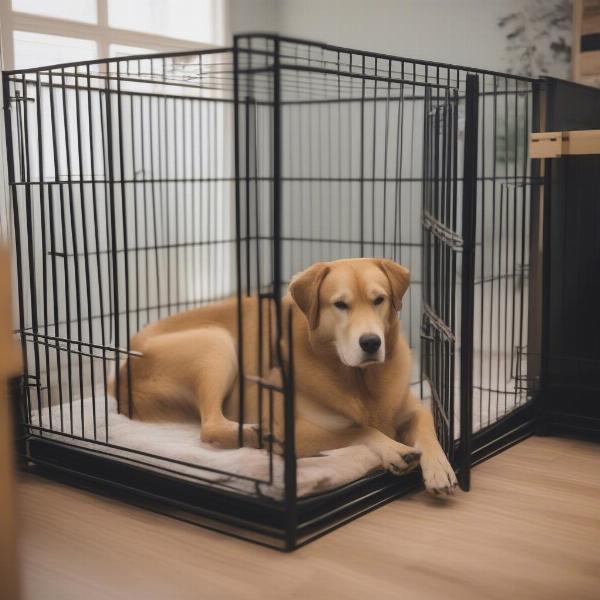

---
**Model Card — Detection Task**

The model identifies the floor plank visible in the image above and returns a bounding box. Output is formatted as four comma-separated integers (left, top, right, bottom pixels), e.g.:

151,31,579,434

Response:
16,436,600,600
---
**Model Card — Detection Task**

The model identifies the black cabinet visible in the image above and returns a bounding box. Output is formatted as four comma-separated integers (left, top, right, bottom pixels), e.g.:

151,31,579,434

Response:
539,78,600,436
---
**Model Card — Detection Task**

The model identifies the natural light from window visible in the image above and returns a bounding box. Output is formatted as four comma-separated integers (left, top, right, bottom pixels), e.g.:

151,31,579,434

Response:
107,0,217,44
13,31,97,70
12,0,98,24
2,0,226,70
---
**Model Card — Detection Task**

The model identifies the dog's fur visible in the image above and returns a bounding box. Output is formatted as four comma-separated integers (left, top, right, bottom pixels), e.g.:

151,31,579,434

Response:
110,258,457,495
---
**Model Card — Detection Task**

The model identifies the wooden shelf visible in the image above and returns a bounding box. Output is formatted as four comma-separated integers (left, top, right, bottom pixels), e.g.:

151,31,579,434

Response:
530,129,600,158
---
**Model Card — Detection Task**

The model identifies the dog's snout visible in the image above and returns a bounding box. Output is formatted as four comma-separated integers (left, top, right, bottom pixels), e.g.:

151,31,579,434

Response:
359,334,381,354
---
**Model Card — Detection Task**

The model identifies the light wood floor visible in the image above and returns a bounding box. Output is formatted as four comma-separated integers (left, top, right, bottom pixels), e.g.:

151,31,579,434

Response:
15,436,600,600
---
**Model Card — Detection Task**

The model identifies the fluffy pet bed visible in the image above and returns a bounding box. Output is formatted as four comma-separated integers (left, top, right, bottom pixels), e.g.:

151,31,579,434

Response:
30,356,518,499
31,394,386,499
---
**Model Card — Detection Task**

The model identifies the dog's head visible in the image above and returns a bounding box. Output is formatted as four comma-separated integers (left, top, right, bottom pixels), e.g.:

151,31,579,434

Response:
289,258,410,368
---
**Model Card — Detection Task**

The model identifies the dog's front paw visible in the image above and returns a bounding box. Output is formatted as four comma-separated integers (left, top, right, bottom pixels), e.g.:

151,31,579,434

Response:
380,441,422,475
420,449,458,496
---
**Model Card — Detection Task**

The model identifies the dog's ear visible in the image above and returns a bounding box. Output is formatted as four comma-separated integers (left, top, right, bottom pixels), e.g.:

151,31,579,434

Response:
289,262,330,329
374,259,410,311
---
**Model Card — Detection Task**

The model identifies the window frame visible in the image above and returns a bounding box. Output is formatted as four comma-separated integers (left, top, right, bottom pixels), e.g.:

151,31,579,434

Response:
0,0,229,70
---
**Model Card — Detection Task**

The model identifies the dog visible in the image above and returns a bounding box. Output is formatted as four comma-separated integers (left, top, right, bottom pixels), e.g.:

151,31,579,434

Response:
110,258,458,495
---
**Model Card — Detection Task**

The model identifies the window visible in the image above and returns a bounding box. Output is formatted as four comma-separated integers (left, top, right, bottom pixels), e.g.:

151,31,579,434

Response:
0,0,228,70
109,43,154,58
0,0,228,239
107,0,218,44
13,30,97,69
12,0,97,24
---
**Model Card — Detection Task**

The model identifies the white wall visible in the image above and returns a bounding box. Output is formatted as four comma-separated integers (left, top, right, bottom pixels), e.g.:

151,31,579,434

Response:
229,0,526,73
228,0,279,36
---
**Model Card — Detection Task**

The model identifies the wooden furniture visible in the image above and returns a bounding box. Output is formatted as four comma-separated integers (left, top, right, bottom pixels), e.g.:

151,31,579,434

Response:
532,78,600,438
0,246,21,600
572,0,600,86
530,129,600,158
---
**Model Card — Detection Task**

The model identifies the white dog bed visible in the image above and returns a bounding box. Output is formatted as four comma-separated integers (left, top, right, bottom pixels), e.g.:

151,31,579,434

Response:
31,394,388,499
30,346,522,499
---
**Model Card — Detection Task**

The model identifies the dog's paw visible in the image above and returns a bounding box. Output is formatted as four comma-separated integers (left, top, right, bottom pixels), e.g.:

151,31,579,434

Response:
261,430,285,455
201,422,260,449
241,424,262,448
380,441,422,475
420,450,458,496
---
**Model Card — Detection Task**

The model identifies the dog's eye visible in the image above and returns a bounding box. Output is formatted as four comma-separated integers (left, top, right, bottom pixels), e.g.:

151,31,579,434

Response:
373,296,385,306
334,300,349,310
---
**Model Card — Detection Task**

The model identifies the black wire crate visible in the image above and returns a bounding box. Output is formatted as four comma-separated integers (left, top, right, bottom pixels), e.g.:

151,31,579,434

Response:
4,33,538,549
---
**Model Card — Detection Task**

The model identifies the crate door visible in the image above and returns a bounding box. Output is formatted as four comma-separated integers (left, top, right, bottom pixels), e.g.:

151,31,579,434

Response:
420,85,460,464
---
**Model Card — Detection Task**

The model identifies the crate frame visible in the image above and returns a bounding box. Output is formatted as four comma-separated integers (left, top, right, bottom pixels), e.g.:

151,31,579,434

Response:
4,33,539,550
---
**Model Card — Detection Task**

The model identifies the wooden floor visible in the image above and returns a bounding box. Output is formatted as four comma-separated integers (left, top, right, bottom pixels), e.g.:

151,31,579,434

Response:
15,436,600,600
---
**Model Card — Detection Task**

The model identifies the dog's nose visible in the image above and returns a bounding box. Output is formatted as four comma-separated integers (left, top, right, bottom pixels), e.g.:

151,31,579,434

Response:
359,334,381,354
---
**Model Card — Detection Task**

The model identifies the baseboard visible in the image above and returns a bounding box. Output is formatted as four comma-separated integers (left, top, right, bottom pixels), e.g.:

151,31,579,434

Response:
543,412,600,441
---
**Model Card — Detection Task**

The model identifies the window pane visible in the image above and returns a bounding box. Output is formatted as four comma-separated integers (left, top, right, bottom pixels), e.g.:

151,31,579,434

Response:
110,44,155,58
12,0,97,24
13,31,97,69
108,0,220,44
109,45,156,76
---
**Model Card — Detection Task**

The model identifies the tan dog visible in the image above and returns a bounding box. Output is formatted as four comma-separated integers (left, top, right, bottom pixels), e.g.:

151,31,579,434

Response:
111,258,458,495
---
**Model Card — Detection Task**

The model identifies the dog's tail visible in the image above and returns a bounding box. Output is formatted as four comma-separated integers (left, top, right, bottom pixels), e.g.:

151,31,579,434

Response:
107,331,146,417
107,358,129,415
